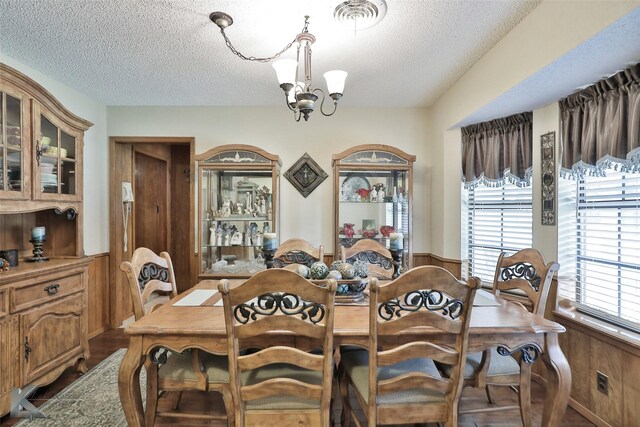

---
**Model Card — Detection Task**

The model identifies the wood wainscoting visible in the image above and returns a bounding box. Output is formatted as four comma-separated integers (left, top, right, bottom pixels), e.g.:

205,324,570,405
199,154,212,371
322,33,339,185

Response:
87,253,110,338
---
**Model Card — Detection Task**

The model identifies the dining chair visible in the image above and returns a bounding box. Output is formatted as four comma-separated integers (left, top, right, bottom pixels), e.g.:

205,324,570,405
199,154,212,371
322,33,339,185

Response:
338,266,481,427
452,248,559,427
120,247,233,426
218,269,337,426
272,238,324,270
340,238,393,279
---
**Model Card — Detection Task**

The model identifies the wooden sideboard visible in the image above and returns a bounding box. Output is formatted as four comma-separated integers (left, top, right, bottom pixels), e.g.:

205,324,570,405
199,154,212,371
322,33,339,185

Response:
0,258,91,416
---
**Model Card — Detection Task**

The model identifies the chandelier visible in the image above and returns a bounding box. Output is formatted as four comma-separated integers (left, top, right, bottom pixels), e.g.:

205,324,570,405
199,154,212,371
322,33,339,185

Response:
210,12,347,122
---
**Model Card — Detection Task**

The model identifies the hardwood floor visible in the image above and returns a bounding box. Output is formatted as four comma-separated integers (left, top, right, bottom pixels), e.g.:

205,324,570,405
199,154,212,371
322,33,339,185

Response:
2,328,593,426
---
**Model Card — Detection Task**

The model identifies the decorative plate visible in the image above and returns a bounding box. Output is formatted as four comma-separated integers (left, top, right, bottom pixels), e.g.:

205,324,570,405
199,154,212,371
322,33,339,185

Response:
341,175,370,201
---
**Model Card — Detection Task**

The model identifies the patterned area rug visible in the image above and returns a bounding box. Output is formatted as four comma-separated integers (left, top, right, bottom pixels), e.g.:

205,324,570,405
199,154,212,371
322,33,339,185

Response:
15,348,146,427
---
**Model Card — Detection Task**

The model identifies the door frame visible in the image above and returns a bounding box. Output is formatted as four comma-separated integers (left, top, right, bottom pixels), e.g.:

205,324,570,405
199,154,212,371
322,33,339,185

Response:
108,136,195,328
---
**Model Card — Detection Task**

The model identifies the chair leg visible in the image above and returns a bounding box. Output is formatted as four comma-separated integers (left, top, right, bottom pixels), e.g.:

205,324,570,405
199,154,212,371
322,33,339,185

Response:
220,386,235,427
172,391,183,410
519,364,533,427
484,384,496,404
144,361,159,427
337,364,352,427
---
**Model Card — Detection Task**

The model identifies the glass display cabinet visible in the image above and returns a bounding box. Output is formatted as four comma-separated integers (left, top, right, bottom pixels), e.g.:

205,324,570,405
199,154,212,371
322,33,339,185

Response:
196,145,281,278
333,145,415,272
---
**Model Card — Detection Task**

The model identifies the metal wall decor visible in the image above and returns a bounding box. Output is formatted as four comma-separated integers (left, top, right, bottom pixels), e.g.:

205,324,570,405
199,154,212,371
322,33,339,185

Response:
541,131,556,225
284,153,328,198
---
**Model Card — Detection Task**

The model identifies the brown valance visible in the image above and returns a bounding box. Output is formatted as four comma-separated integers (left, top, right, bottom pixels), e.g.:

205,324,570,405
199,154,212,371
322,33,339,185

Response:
461,112,533,188
560,62,640,177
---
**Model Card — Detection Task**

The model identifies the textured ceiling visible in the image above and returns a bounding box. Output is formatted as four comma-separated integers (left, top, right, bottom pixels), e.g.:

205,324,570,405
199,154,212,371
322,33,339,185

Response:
0,0,541,108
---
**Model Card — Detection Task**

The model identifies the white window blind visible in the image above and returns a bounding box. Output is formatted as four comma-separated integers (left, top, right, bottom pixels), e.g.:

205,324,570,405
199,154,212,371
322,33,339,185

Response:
462,181,533,282
558,170,640,331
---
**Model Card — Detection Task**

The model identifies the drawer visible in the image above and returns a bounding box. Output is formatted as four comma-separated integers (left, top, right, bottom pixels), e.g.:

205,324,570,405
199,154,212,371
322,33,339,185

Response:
11,271,83,312
0,288,8,318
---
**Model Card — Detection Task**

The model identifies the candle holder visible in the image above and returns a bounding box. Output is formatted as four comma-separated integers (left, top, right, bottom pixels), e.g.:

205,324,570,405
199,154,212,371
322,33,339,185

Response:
28,239,49,262
261,248,276,269
390,249,403,279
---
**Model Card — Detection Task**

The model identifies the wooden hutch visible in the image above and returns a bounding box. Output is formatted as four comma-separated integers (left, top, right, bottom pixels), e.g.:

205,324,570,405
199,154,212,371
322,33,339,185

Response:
0,63,93,416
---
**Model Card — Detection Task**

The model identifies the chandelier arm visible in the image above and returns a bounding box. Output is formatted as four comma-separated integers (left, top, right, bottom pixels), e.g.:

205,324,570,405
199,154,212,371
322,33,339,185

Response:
219,28,298,63
313,88,338,117
284,93,297,112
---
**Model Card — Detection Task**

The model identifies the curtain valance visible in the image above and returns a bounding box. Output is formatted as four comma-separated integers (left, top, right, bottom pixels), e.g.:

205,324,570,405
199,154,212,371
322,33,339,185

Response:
560,62,640,178
461,112,533,188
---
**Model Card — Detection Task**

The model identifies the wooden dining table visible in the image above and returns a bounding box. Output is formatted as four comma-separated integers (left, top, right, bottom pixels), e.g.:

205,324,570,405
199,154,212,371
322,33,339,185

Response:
118,279,571,427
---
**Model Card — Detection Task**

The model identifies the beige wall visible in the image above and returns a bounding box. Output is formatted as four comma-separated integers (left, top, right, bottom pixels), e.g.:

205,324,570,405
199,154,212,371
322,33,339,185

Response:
107,106,431,255
428,0,637,259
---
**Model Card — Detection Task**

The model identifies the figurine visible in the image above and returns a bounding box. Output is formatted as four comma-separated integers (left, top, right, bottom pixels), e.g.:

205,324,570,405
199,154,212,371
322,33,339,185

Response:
245,192,253,212
220,199,231,217
236,202,243,215
215,225,223,246
378,186,386,202
258,195,266,214
209,226,216,246
369,187,378,202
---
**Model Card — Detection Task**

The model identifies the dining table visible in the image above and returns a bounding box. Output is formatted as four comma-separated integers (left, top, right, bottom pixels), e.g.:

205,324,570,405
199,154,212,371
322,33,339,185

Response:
118,279,571,427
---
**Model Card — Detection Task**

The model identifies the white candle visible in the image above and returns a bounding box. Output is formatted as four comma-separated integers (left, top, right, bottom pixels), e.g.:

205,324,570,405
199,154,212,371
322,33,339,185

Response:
31,226,45,241
263,233,277,250
389,233,403,250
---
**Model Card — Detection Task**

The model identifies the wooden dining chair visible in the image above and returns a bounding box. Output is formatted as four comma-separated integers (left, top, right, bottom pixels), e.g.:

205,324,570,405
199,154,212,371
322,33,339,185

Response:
454,248,559,427
120,247,233,426
338,266,481,427
272,238,324,270
340,238,393,278
218,269,337,426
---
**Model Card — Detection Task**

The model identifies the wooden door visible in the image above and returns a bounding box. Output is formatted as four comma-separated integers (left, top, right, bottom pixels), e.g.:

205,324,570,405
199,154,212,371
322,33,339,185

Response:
134,152,168,254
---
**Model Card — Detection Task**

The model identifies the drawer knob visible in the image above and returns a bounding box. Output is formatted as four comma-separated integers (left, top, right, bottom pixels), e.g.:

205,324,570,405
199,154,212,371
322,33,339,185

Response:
44,284,60,295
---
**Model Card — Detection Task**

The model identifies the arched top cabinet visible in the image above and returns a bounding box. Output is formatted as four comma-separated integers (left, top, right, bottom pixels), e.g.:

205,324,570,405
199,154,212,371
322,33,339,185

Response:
332,144,415,273
195,145,281,278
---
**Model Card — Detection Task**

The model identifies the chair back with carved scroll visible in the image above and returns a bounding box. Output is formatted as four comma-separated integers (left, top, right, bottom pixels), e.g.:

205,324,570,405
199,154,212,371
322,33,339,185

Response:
272,238,324,271
491,248,560,315
218,268,337,427
340,238,393,279
120,246,178,321
338,266,481,426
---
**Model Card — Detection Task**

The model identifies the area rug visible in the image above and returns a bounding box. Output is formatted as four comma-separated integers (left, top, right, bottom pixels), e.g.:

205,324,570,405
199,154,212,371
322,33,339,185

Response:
15,348,146,427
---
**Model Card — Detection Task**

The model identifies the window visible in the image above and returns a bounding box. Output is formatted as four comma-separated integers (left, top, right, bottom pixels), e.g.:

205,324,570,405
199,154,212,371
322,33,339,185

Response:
462,181,533,282
558,169,640,331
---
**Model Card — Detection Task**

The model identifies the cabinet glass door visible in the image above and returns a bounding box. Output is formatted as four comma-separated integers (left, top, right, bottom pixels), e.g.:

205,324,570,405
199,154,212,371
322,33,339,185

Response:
0,90,28,199
333,146,415,273
35,108,79,199
338,170,409,247
200,169,274,275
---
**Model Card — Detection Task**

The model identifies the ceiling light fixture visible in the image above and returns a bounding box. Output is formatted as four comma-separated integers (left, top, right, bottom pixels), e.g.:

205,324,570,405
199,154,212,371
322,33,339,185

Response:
210,12,347,122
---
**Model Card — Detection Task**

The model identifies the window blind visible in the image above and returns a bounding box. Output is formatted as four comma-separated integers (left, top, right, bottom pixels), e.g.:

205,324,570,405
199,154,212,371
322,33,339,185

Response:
463,182,533,282
558,170,640,331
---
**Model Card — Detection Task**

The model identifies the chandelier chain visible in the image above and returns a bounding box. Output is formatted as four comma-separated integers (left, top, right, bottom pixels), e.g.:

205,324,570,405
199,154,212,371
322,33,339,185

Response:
218,18,309,63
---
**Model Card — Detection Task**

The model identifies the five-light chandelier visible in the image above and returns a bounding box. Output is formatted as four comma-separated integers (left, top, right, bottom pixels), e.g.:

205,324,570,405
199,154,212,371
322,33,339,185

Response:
210,12,347,122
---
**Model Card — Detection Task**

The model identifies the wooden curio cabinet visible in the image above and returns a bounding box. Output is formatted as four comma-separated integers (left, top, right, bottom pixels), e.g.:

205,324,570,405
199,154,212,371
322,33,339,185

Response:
0,63,92,417
333,145,415,272
196,145,281,279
